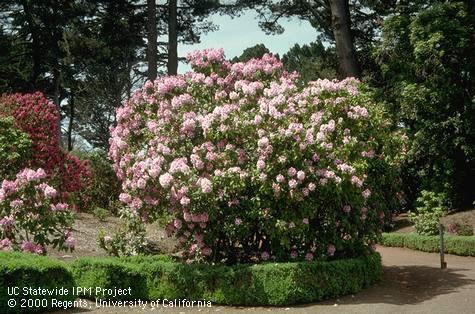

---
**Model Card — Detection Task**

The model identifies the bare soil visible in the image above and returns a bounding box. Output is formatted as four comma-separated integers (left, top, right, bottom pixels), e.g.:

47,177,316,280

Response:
48,212,178,261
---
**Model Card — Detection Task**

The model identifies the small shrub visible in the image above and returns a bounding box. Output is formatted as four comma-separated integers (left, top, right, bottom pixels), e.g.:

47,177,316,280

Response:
97,213,147,256
0,168,75,254
93,207,109,221
408,190,447,235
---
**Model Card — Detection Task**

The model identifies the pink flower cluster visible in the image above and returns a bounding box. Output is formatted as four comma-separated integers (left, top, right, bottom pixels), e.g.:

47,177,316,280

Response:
0,167,74,254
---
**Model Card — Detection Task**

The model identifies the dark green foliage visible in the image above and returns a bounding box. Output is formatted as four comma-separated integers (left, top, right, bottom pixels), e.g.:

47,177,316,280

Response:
0,252,75,313
0,117,32,179
381,233,475,256
70,257,148,300
70,253,382,306
376,1,475,208
282,41,338,82
72,150,121,213
233,44,271,62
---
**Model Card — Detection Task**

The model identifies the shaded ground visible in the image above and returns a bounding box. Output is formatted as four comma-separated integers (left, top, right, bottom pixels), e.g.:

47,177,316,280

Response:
52,246,475,314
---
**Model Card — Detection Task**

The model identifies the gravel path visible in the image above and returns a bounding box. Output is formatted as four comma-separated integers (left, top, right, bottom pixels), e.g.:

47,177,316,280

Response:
54,246,475,314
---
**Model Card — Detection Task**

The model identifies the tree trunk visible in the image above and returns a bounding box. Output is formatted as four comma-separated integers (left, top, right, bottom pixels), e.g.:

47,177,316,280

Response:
67,92,75,151
167,0,178,75
330,0,360,78
147,0,157,80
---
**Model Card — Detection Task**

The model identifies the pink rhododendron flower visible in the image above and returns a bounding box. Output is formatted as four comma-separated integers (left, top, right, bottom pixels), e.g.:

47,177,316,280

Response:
21,241,43,254
174,219,183,229
0,238,12,250
159,173,173,188
362,189,371,199
198,177,212,193
287,167,297,177
65,235,75,248
43,186,57,198
119,193,132,203
9,199,23,208
261,251,270,261
305,252,314,261
202,246,212,256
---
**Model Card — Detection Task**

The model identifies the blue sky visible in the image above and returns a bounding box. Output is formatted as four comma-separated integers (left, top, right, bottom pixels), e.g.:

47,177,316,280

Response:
177,9,319,73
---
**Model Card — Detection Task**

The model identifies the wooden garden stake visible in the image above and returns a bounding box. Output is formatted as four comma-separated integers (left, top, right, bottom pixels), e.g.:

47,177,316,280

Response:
439,223,447,269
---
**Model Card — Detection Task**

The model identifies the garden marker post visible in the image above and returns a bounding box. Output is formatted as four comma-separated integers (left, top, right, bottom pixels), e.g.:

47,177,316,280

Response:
439,223,447,269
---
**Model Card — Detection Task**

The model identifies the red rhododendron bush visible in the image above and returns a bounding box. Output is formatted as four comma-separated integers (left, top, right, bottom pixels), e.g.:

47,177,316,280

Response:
0,92,89,194
109,49,404,263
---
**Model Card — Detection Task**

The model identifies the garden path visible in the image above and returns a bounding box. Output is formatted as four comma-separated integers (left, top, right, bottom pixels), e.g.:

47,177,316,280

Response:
55,246,475,314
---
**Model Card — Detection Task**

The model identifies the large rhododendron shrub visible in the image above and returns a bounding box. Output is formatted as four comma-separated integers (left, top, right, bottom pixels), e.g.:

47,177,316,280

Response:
109,49,403,263
0,92,89,195
0,168,75,254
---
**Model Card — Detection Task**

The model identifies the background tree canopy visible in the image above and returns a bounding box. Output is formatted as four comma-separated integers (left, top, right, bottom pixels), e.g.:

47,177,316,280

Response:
0,0,473,210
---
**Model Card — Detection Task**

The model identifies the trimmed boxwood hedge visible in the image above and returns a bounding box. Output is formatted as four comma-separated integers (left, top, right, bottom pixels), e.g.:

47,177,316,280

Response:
71,253,382,306
381,233,475,256
0,252,75,314
0,252,382,311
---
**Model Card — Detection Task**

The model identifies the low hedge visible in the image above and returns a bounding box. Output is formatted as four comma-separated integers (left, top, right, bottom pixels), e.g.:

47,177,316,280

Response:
0,252,75,313
71,253,382,306
0,252,382,310
381,233,475,256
